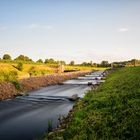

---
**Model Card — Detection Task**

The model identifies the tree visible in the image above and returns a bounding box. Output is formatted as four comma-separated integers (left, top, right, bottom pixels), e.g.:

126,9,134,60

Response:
80,61,93,66
131,59,137,67
69,61,75,66
3,54,12,60
44,58,55,64
100,61,109,67
14,55,33,62
36,59,43,63
59,61,66,65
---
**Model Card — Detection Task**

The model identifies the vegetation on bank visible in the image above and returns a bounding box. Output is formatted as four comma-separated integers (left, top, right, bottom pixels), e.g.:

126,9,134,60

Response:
46,67,140,140
0,62,107,81
0,70,91,100
3,53,139,81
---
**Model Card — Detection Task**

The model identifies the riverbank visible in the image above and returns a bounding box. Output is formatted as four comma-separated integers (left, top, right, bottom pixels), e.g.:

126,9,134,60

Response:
0,71,91,100
44,67,140,140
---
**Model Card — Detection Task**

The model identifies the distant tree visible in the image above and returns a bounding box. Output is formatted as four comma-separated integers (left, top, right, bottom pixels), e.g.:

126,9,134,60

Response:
90,61,93,66
81,61,93,66
3,54,12,60
93,63,97,67
59,61,66,65
100,61,109,67
131,59,137,67
44,58,66,65
81,62,87,66
69,61,75,66
44,58,55,64
36,59,43,63
14,55,33,62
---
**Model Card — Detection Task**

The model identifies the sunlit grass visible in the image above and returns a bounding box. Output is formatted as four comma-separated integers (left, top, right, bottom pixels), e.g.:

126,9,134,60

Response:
0,62,107,81
46,67,140,140
65,65,108,71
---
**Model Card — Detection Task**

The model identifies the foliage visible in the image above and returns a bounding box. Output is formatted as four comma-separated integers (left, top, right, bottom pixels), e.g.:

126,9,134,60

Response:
3,54,12,60
65,65,107,71
69,61,75,66
36,59,43,63
48,120,53,132
44,58,66,65
16,62,23,71
11,81,22,90
0,70,18,81
28,66,54,76
46,67,140,140
14,55,33,62
80,61,96,66
28,66,36,76
44,58,57,64
98,60,110,67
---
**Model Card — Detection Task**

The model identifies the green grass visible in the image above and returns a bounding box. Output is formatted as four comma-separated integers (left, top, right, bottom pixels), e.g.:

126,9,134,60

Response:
47,67,140,140
0,62,57,80
65,65,108,71
0,62,107,81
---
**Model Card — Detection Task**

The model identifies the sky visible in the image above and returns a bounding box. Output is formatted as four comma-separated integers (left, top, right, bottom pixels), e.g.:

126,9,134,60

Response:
0,0,140,63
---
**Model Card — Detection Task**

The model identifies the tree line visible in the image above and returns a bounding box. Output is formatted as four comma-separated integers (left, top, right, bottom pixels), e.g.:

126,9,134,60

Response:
0,54,66,65
1,53,137,67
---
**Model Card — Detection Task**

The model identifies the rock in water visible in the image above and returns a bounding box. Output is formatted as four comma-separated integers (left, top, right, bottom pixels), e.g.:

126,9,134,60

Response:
68,94,79,101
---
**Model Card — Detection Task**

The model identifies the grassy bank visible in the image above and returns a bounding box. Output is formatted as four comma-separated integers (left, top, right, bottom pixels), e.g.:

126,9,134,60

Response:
0,70,91,100
0,63,57,80
0,62,107,81
46,67,140,140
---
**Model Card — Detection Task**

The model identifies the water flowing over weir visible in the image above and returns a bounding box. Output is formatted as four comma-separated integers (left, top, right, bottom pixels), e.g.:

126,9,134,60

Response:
0,70,106,140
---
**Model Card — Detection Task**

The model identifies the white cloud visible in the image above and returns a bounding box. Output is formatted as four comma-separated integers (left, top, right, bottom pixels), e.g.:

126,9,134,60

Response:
117,28,129,32
0,25,7,31
28,24,52,30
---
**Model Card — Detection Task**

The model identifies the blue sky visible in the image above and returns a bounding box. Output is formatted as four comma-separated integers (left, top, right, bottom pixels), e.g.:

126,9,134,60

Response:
0,0,140,63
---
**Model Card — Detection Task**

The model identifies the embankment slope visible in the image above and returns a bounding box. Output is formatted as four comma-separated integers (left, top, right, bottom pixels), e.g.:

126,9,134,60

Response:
0,71,91,100
46,67,140,140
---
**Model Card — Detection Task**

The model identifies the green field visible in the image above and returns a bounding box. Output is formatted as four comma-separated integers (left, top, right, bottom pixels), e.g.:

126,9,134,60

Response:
0,63,56,80
65,65,107,71
46,67,140,140
0,62,107,81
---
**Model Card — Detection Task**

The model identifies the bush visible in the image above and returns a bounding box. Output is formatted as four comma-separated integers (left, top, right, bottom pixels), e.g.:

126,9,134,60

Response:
11,81,22,90
28,66,37,77
17,62,23,71
3,54,12,60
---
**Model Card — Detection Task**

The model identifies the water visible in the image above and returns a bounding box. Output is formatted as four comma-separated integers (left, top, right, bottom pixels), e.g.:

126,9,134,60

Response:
0,70,105,140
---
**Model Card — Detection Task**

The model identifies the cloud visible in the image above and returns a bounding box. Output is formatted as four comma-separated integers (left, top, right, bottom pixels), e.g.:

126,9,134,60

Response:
27,24,52,30
0,25,7,31
117,28,129,32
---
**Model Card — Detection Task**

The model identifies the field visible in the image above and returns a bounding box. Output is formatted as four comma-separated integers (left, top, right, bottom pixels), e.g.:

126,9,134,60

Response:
0,63,56,79
46,67,140,140
65,65,107,71
0,62,107,81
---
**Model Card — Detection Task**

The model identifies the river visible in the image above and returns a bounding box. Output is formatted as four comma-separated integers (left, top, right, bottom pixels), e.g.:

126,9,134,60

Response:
0,70,105,140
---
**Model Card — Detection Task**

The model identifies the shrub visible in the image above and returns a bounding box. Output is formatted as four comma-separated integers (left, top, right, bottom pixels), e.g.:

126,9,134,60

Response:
17,62,23,71
28,66,37,77
3,54,12,60
11,81,22,90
